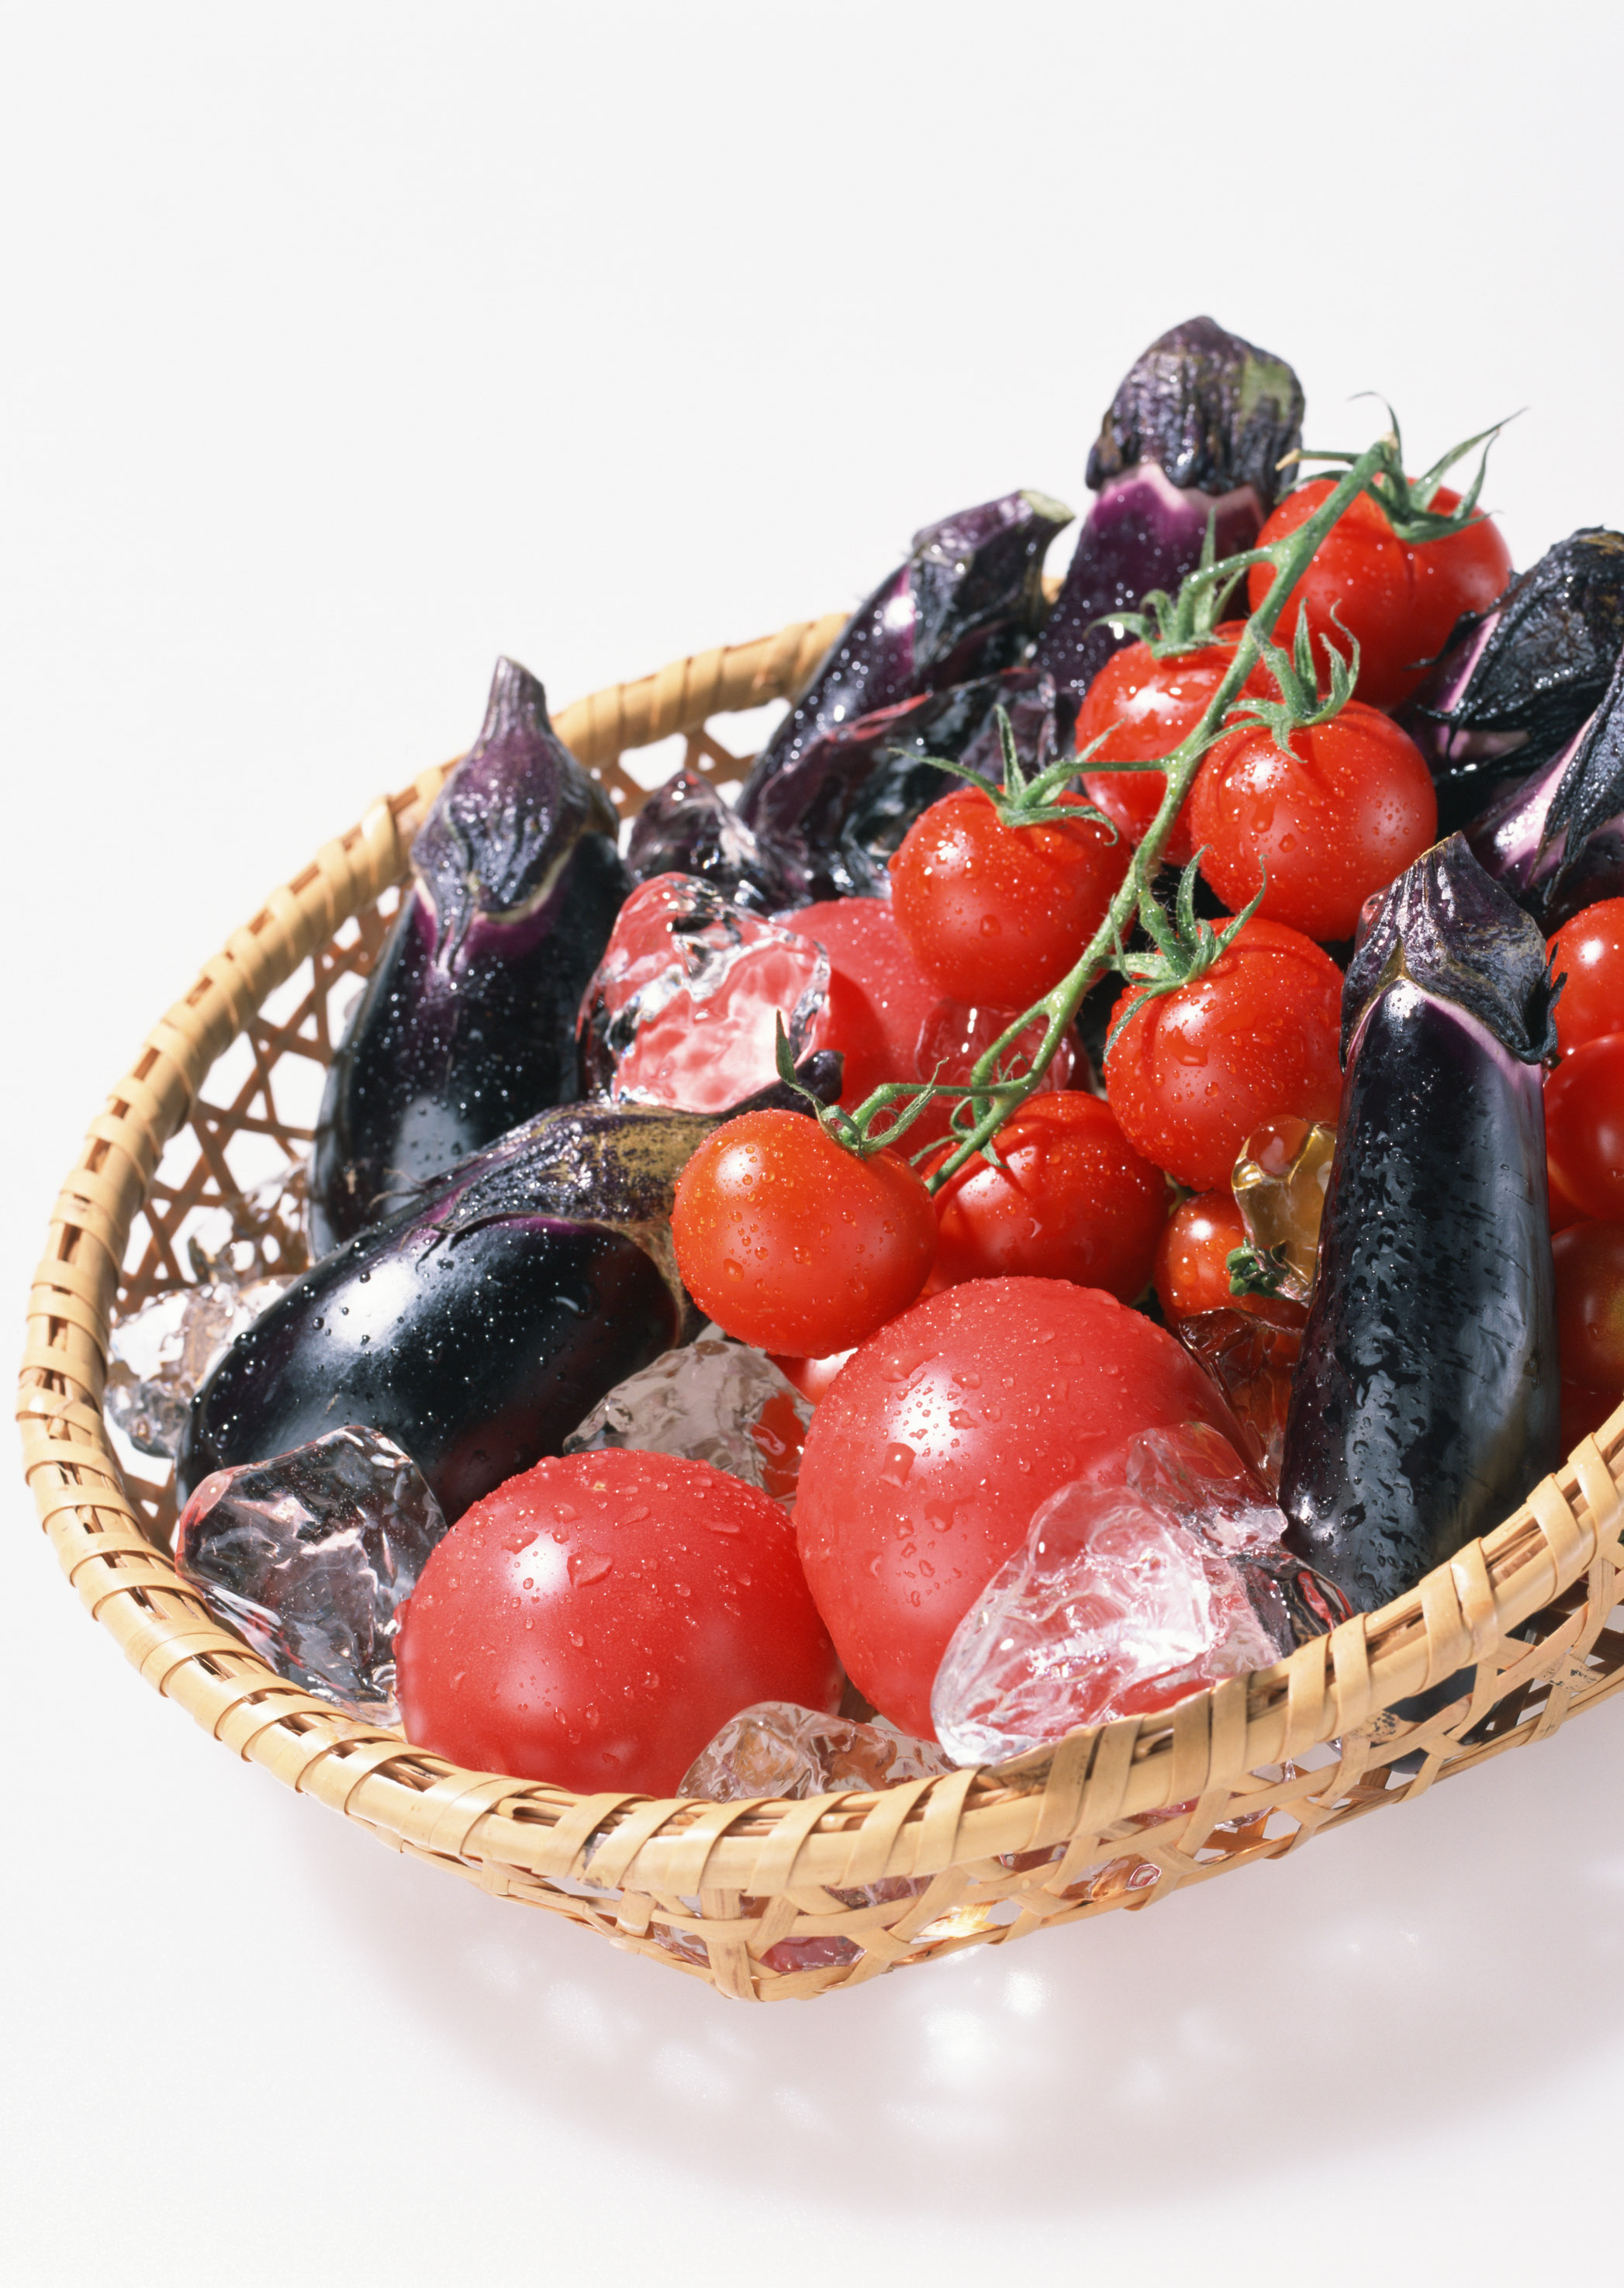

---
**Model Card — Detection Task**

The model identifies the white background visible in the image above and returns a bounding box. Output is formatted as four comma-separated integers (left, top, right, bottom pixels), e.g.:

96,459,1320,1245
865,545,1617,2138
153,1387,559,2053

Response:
5,6,1623,2283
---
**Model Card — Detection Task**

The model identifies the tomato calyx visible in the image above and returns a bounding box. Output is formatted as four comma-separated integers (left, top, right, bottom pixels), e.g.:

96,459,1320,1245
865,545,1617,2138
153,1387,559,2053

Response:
1095,510,1263,661
1104,853,1267,1053
1290,407,1512,545
1223,607,1360,754
1226,1239,1294,1301
911,701,1118,835
772,1011,1028,1166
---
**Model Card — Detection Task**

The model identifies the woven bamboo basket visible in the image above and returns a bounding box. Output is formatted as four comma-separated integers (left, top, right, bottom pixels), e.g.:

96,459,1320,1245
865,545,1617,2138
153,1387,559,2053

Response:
19,610,1624,2003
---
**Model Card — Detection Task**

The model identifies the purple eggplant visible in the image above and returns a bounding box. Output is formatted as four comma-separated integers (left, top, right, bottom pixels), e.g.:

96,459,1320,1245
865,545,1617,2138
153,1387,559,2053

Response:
1035,316,1304,705
309,659,630,1256
734,489,1072,842
627,769,810,914
181,1057,843,1523
745,665,1077,904
1467,635,1624,928
1398,528,1624,829
1278,837,1559,1614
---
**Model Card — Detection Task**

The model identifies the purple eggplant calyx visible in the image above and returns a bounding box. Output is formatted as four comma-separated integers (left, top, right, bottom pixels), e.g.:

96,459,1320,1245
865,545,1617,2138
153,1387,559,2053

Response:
1401,528,1624,791
1084,315,1305,510
627,769,809,913
1342,834,1557,1065
414,656,620,963
1467,634,1624,928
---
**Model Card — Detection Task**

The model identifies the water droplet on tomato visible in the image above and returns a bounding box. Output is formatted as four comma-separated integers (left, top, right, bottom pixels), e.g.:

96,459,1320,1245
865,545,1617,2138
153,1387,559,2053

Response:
568,1548,613,1587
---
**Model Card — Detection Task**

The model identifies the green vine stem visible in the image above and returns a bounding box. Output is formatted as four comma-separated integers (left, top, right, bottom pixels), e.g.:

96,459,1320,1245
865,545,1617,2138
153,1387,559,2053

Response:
821,422,1498,1192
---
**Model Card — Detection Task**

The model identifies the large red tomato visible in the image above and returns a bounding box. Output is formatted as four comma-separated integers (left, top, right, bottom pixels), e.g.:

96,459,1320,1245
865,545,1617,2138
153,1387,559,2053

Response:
1104,918,1345,1191
1248,480,1512,710
396,1447,840,1795
794,1277,1242,1739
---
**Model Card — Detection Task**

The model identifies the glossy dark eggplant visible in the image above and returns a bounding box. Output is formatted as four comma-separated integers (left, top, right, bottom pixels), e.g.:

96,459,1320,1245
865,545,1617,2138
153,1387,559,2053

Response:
747,666,1077,903
627,769,810,913
1467,638,1624,929
309,658,630,1256
735,489,1072,840
181,1057,844,1523
1279,837,1559,1613
1035,316,1304,705
1398,528,1624,828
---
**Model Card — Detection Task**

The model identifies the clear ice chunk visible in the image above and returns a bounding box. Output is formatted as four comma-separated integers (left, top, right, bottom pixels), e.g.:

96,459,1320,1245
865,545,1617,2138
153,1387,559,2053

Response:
174,1424,448,1719
681,1700,955,1801
563,1339,814,1503
1231,1116,1336,1302
577,873,834,1111
105,1274,291,1459
1171,1305,1304,1490
931,1422,1296,1767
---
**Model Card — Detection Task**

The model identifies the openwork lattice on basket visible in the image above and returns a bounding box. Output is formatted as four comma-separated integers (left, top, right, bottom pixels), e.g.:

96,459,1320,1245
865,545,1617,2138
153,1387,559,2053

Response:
19,613,1624,2002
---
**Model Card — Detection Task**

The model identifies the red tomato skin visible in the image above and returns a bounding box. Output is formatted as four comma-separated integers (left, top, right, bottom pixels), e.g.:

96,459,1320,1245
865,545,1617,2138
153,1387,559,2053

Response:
1190,704,1438,942
396,1448,841,1795
1546,1033,1624,1222
1560,1377,1619,1453
794,1277,1243,1739
889,786,1131,1007
768,1348,855,1405
1153,1191,1265,1322
1248,481,1512,710
672,1108,936,1357
1553,1220,1624,1391
926,1093,1166,1300
1104,919,1345,1191
1074,623,1273,864
783,897,1073,1153
1548,900,1624,1059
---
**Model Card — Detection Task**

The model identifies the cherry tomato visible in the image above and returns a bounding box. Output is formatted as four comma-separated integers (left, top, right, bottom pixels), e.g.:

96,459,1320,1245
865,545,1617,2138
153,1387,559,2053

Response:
794,1277,1243,1737
1104,918,1345,1191
672,1108,937,1357
1074,623,1274,864
769,1348,855,1405
1552,1220,1624,1391
783,897,1074,1153
1154,1191,1278,1323
889,786,1131,1007
1190,703,1437,942
1548,899,1624,1059
396,1447,841,1795
1545,1032,1624,1222
1248,480,1512,711
924,1093,1166,1300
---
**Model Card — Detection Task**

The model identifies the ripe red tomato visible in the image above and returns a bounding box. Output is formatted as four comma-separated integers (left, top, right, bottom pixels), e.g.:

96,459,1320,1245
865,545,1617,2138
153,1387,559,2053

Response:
396,1447,841,1794
1153,1191,1283,1323
783,897,1074,1153
794,1277,1244,1739
1074,623,1274,864
1190,703,1437,942
1548,900,1624,1059
672,1108,937,1356
1553,1220,1624,1391
1561,1379,1620,1453
888,786,1131,1007
1248,480,1512,710
925,1093,1166,1300
1104,918,1345,1191
1546,1032,1624,1222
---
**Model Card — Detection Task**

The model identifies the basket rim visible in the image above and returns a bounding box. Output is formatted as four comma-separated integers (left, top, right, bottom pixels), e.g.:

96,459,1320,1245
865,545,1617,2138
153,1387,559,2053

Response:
18,613,1624,1915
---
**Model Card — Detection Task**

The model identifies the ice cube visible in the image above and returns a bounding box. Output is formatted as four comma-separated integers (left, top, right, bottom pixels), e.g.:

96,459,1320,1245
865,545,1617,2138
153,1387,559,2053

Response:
105,1275,291,1459
681,1699,954,1801
563,1339,813,1503
576,874,836,1110
174,1425,447,1719
1231,1116,1335,1302
1172,1305,1304,1488
931,1427,1294,1767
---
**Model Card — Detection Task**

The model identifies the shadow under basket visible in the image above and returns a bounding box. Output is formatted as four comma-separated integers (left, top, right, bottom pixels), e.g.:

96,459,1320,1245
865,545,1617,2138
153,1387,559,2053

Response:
19,610,1624,2003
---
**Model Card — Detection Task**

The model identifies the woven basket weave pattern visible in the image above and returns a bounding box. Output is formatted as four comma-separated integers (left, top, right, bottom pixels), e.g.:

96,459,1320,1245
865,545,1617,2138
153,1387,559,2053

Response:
19,617,1624,2002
